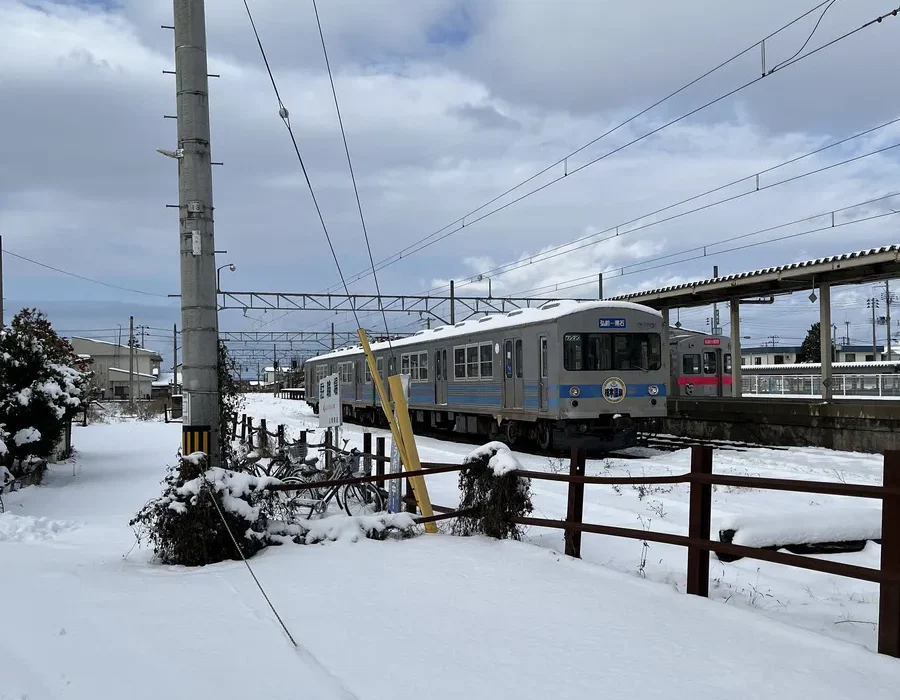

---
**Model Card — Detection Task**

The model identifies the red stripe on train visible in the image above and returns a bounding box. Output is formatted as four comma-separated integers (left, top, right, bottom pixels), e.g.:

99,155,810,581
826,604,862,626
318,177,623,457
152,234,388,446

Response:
677,376,733,386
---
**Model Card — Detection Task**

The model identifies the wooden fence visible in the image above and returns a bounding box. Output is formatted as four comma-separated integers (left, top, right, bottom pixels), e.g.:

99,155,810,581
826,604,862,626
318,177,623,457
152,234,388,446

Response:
229,417,900,658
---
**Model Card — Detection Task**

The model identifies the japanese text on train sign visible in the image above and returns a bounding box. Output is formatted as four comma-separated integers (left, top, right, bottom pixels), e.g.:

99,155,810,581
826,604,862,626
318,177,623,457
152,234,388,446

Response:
318,372,342,428
599,318,627,329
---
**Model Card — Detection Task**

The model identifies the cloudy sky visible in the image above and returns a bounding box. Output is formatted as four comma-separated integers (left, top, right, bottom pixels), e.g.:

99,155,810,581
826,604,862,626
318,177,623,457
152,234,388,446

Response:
3,0,900,372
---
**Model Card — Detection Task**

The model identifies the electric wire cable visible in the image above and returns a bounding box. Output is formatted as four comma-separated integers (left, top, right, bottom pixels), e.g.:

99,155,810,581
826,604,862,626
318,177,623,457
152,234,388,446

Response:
311,0,394,355
322,3,900,293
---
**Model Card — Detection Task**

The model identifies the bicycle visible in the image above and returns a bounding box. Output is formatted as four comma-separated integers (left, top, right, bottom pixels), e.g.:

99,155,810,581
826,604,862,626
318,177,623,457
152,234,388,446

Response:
281,441,385,518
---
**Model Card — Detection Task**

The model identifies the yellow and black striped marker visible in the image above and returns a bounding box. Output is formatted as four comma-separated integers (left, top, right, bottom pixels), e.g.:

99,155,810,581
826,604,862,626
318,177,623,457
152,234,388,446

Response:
182,425,211,456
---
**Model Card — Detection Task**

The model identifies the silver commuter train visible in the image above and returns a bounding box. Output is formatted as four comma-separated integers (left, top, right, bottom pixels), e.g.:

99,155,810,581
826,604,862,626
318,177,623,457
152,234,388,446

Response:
304,299,668,451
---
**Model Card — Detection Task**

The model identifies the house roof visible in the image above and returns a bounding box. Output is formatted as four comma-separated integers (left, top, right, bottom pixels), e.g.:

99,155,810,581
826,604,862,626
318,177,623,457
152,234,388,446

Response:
71,337,163,359
742,346,801,353
108,367,156,380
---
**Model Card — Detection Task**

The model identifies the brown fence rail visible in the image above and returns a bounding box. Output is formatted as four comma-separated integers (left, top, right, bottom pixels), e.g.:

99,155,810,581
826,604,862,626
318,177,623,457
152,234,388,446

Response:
510,445,900,658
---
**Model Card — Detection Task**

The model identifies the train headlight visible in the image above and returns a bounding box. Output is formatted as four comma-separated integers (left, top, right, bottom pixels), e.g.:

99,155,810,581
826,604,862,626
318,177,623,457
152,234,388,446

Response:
569,386,581,398
648,385,659,396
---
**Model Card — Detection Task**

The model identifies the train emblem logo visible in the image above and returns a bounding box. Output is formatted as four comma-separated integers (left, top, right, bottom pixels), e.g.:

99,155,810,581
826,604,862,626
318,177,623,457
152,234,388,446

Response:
602,377,626,403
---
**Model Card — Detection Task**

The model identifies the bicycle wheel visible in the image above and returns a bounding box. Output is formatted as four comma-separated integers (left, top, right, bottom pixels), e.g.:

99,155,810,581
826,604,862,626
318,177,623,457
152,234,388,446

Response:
342,483,384,516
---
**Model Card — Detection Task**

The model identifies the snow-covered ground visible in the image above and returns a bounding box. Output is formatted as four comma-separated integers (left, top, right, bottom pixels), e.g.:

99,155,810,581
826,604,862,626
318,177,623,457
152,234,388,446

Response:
242,393,889,652
1,398,898,698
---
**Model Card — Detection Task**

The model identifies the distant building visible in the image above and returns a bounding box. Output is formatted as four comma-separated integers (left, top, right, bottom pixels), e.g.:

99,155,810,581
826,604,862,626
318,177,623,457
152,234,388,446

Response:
70,338,163,400
740,346,802,366
151,364,183,399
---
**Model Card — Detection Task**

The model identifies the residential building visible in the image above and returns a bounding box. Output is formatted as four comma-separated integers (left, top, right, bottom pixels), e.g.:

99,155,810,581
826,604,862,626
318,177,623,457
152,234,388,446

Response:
70,338,163,400
740,346,802,366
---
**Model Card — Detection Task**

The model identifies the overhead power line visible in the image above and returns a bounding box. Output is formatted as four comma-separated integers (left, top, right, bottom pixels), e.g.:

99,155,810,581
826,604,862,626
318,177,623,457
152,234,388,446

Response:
4,250,167,298
512,191,900,296
321,2,899,294
450,137,900,293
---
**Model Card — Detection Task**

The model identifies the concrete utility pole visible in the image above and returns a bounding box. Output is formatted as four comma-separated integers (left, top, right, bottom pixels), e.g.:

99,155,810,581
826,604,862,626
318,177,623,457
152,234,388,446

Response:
331,322,335,350
819,284,832,401
129,315,135,406
173,0,220,463
0,234,4,327
868,298,879,358
884,280,893,361
711,266,721,335
173,323,178,394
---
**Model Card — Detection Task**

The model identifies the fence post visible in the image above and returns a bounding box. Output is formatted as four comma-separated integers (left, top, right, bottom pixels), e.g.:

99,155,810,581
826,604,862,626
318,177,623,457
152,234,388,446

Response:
240,414,247,443
231,412,238,441
376,436,386,489
363,432,372,475
259,419,268,453
686,445,713,597
324,429,333,472
164,406,169,424
404,476,417,514
277,424,285,449
879,450,900,657
564,446,586,558
247,417,254,449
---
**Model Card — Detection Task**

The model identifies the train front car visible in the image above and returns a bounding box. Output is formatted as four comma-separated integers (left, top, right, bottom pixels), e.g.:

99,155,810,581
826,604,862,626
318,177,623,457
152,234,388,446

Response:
554,303,668,451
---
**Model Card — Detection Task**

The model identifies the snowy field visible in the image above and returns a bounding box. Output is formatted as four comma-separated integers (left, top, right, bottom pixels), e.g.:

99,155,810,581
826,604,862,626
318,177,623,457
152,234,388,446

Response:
1,396,898,699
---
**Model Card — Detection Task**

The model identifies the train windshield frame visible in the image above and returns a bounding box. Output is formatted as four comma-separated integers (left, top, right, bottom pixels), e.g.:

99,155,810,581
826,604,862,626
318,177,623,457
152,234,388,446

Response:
563,332,662,372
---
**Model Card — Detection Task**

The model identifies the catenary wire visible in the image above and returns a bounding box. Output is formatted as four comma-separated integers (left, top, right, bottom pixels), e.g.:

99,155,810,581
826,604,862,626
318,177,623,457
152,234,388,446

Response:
322,3,900,294
311,0,394,354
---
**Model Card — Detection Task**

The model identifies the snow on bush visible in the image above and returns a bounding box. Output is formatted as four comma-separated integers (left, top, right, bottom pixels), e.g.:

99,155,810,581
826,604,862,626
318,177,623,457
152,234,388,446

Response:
0,309,85,477
454,441,533,540
130,454,417,567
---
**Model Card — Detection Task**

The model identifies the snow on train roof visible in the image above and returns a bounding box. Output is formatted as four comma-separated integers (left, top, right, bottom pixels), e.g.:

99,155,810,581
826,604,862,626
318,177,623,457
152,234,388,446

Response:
743,360,900,372
308,299,660,363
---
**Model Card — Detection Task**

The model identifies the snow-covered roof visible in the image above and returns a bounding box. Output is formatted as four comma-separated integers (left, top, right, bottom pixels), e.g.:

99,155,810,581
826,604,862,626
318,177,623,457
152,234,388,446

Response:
71,337,163,358
743,360,900,372
307,299,662,363
108,367,156,380
152,371,183,387
609,245,900,307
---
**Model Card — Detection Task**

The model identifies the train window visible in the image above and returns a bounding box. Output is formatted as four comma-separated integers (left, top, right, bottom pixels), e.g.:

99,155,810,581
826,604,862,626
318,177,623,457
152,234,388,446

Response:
418,352,428,382
563,334,582,370
435,351,441,381
724,354,732,373
703,352,718,374
466,346,479,379
454,347,466,379
377,357,384,378
505,341,514,377
442,349,448,381
515,339,523,378
401,354,410,375
540,337,548,379
564,333,662,371
409,353,418,380
364,360,372,384
682,354,701,375
479,343,493,379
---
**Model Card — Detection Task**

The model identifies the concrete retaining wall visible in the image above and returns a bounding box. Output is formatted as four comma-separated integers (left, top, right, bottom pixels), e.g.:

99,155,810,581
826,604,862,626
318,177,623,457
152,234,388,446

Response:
664,398,900,453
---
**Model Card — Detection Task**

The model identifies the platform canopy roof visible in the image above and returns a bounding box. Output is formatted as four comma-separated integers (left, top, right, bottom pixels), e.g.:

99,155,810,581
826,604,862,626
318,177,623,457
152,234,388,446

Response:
608,245,900,310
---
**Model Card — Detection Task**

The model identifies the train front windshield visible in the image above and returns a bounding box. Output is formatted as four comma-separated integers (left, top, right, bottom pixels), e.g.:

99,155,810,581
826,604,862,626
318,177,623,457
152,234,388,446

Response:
563,333,662,371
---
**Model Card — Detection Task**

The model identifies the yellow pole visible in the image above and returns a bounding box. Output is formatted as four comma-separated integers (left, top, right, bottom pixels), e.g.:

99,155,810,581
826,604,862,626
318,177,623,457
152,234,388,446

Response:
357,330,409,466
388,374,437,533
356,329,437,534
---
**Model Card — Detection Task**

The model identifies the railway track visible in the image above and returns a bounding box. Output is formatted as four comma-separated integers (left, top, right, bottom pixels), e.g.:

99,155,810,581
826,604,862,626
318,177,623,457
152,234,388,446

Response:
640,434,790,453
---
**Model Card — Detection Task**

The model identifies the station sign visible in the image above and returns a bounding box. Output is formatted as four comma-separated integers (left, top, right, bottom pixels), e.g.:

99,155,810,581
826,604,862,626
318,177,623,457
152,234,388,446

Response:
703,338,722,346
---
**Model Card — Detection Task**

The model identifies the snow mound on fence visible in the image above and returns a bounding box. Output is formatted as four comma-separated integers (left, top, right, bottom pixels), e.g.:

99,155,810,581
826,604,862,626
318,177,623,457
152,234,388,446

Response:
463,441,522,476
719,507,881,548
0,513,79,543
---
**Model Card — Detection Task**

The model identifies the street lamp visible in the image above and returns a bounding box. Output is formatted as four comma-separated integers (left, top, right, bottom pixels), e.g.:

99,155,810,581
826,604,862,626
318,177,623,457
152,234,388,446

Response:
476,274,492,298
216,263,236,293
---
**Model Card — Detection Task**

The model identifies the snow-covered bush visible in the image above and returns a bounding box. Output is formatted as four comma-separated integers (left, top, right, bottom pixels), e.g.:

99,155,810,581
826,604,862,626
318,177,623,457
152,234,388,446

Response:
130,453,418,566
0,309,84,477
452,441,533,541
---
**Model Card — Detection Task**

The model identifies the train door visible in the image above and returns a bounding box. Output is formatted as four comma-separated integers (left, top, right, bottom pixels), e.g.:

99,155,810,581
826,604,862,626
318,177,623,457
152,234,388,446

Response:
702,348,723,397
355,360,362,402
539,335,548,410
434,348,448,405
503,338,524,410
